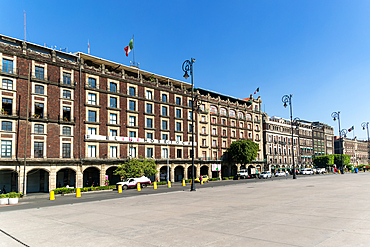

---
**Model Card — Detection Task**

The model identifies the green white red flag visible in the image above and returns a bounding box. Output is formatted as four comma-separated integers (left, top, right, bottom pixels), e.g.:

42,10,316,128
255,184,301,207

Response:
124,39,133,57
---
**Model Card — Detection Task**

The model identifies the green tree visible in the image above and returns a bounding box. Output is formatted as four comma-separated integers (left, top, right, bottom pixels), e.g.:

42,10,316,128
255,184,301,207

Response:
313,155,334,168
333,154,351,167
227,139,259,164
114,156,158,180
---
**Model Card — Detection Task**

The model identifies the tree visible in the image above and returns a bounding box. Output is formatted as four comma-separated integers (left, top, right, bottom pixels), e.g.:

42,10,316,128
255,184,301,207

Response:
333,154,351,167
227,139,259,164
313,155,334,168
114,156,158,180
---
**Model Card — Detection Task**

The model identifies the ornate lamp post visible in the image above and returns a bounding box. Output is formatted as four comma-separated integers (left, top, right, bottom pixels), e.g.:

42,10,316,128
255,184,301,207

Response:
293,117,301,169
332,112,344,174
282,94,296,179
362,122,370,168
183,58,196,191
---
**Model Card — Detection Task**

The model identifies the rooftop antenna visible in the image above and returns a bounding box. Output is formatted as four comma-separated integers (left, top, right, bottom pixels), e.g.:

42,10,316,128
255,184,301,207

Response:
23,10,26,41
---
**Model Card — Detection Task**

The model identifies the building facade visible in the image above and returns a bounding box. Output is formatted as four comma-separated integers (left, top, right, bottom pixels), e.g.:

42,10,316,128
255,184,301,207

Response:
334,137,369,166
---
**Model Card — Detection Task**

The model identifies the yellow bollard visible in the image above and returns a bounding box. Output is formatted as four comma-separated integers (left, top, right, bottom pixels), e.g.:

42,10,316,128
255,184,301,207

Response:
118,185,122,193
76,188,81,198
168,181,171,188
49,190,55,201
182,179,186,186
153,182,157,190
201,180,204,185
137,183,141,191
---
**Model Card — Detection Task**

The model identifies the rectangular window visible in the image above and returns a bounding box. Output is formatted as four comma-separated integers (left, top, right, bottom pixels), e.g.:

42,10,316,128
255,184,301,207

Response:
63,106,71,121
146,91,152,100
1,140,12,157
162,106,167,116
202,139,206,146
189,123,193,132
34,142,43,158
176,122,181,131
34,124,44,134
189,111,193,120
162,134,168,140
35,85,44,94
110,146,117,158
176,135,182,141
110,82,117,93
202,127,206,134
212,140,217,147
63,72,71,85
110,129,117,136
88,93,96,105
222,141,226,148
110,113,117,124
176,109,181,118
62,143,71,158
88,110,96,122
162,148,168,158
176,97,181,105
162,94,167,103
2,59,13,74
88,127,96,135
129,147,136,158
63,126,71,135
110,97,117,108
34,102,44,118
129,100,136,111
147,118,153,128
146,103,152,114
188,100,192,108
63,90,71,99
129,87,135,96
129,116,135,126
1,121,12,131
35,66,44,80
147,132,153,139
129,131,136,137
162,120,168,130
88,78,96,88
177,149,182,158
2,79,13,90
88,145,96,157
212,128,216,135
147,148,153,158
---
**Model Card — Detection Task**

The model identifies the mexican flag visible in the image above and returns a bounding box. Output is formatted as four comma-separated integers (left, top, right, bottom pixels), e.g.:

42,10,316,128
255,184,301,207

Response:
348,126,354,132
124,39,133,57
254,87,259,94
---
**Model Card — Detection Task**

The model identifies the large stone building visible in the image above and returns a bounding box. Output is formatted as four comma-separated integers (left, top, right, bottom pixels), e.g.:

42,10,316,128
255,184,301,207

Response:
334,137,369,166
262,115,334,172
0,34,264,193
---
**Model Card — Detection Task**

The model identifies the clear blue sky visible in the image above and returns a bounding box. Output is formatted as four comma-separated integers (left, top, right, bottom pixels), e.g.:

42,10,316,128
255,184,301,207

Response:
1,0,370,139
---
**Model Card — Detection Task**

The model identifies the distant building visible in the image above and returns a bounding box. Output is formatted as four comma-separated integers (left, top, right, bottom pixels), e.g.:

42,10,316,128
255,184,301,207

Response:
334,137,369,166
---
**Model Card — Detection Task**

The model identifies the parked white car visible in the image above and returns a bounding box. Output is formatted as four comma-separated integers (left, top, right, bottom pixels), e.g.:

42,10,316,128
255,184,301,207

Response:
259,171,272,179
237,169,249,179
116,176,152,190
300,168,314,175
275,171,286,177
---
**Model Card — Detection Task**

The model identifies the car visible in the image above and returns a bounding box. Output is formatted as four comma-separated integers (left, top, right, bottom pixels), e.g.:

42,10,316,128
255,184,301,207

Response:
116,176,152,190
194,175,209,183
259,171,272,179
275,171,286,177
300,168,314,175
237,169,249,179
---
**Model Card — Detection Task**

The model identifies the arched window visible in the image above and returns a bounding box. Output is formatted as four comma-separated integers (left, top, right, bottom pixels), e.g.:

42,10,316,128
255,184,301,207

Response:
238,112,244,119
220,108,227,116
210,105,217,114
246,113,252,121
229,109,236,117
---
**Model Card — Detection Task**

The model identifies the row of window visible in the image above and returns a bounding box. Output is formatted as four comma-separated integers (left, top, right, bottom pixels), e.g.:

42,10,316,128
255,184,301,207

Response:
1,121,71,135
1,140,71,158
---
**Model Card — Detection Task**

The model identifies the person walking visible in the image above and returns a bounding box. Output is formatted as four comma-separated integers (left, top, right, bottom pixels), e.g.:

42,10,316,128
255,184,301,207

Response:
2,185,6,194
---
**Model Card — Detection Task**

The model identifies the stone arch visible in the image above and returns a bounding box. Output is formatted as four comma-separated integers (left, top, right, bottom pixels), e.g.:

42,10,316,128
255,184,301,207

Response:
174,165,184,182
82,165,101,173
187,165,197,179
0,169,18,193
220,107,227,116
56,168,76,188
159,165,170,181
27,168,49,193
256,165,262,173
105,166,121,186
200,165,209,176
83,167,100,187
221,165,229,177
210,105,218,114
231,165,238,177
56,166,77,173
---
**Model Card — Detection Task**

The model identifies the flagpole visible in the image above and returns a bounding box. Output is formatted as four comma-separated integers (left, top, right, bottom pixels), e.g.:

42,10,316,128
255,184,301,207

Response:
132,34,135,66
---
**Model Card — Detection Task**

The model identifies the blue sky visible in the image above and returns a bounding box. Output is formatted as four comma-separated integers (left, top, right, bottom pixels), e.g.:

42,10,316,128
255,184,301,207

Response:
1,0,370,139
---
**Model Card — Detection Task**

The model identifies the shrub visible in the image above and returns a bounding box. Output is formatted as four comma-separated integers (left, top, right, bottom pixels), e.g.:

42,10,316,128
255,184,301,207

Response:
185,179,192,183
223,177,229,180
209,178,218,181
7,192,22,198
157,181,167,185
229,176,234,180
53,188,76,194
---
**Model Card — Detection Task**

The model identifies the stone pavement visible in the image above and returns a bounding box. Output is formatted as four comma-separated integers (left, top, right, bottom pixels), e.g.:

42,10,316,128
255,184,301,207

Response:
1,173,370,247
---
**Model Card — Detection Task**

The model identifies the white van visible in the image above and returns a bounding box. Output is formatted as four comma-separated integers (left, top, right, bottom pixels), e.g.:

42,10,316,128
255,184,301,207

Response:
300,168,314,175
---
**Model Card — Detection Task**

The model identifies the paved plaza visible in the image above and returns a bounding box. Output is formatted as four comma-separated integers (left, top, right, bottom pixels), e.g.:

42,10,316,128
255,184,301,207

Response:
1,173,370,246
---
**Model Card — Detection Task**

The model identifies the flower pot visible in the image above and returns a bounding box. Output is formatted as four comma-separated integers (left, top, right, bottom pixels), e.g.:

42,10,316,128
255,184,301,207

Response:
8,198,18,204
0,198,9,205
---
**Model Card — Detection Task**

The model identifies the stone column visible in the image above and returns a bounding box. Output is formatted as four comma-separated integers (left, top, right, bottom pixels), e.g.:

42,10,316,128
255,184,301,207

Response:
76,166,83,188
208,164,212,178
170,164,175,182
155,166,160,182
49,165,57,191
100,164,106,186
18,165,25,194
196,163,201,178
184,164,189,180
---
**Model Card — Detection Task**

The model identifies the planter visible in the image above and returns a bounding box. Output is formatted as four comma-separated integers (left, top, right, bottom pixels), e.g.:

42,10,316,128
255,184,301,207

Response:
0,198,9,205
8,198,18,204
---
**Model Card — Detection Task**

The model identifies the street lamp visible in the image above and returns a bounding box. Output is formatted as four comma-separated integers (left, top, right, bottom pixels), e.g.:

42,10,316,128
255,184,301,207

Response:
293,117,300,169
362,122,370,167
183,58,196,191
332,111,344,174
282,94,297,179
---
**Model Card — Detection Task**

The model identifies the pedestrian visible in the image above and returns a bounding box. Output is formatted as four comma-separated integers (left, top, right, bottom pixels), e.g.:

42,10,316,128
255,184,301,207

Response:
200,175,203,183
58,182,61,188
2,185,6,194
